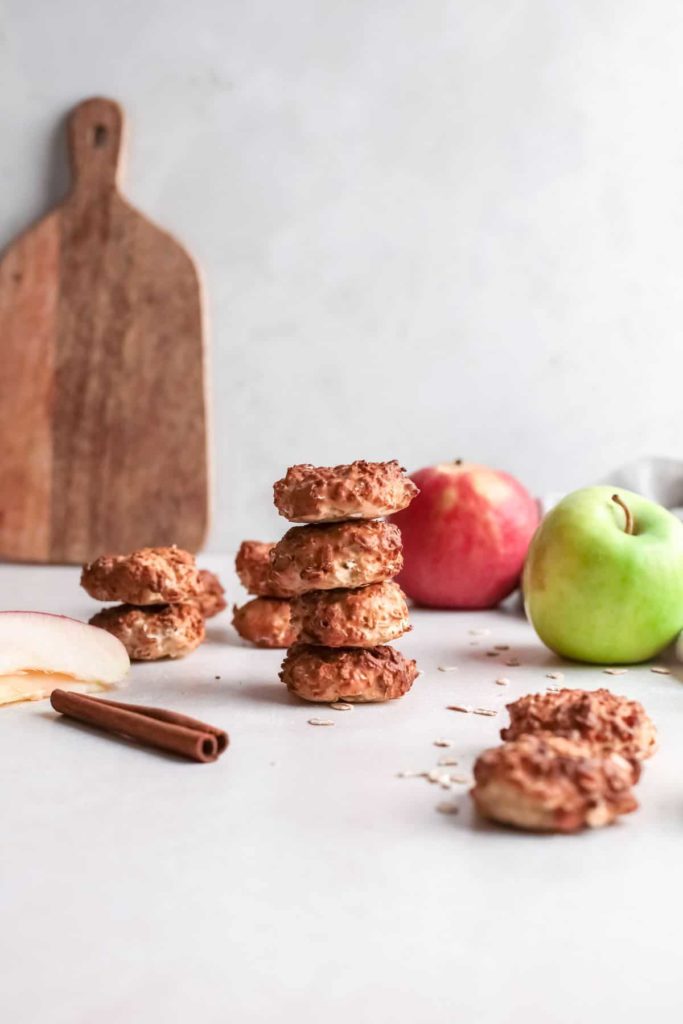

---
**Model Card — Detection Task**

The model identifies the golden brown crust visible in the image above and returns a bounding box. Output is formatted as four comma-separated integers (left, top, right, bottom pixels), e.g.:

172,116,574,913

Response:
234,540,294,598
471,734,639,833
81,546,200,605
89,603,205,661
196,569,227,619
269,520,403,596
232,598,297,649
273,460,418,523
501,688,657,762
291,581,410,647
280,643,418,703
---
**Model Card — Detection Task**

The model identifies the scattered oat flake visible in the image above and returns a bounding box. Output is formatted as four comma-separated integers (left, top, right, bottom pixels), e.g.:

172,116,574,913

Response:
546,672,564,680
469,628,491,636
436,801,459,815
486,651,500,657
448,773,471,785
603,668,628,676
308,718,334,726
434,738,454,747
495,677,510,686
427,769,451,785
505,658,520,667
330,702,353,711
494,644,510,651
446,704,472,714
396,770,427,779
437,665,459,672
437,756,459,766
546,686,561,694
473,707,498,717
650,666,671,675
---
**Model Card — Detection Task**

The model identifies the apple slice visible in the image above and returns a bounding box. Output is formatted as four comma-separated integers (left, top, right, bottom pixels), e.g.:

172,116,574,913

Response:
0,612,130,706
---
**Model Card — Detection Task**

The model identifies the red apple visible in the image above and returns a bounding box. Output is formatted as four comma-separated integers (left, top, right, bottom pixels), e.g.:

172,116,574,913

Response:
390,461,539,609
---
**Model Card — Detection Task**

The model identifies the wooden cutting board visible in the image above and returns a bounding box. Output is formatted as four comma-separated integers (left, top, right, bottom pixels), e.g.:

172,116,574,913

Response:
0,97,209,564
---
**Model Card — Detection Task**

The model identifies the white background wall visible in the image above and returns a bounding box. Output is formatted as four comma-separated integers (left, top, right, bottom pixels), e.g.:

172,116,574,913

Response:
1,0,682,552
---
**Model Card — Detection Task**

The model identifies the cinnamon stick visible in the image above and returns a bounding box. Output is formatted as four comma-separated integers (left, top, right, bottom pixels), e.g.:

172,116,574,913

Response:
50,690,228,762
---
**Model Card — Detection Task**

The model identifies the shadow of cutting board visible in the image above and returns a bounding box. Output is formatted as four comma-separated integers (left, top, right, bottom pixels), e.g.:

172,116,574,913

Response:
0,97,209,564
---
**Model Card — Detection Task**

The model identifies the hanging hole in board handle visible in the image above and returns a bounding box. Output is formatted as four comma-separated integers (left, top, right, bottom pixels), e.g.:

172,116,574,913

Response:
93,124,108,148
67,96,125,193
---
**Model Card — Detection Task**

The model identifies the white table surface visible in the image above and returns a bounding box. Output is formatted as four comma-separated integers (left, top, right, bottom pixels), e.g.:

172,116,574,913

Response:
1,559,682,1024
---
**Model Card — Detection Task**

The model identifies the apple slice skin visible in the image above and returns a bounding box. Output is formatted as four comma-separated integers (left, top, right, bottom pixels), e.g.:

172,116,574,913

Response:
524,486,683,664
0,611,130,687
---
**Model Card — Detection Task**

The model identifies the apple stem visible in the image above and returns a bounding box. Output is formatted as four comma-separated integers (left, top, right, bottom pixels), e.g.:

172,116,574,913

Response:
611,493,634,535
454,459,463,465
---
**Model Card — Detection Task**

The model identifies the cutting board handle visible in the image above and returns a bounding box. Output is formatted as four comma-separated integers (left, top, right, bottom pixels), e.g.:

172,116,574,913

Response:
67,97,124,195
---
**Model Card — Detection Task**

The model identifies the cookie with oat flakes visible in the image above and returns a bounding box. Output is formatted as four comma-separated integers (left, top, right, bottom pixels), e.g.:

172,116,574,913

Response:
89,602,205,661
81,546,200,605
273,460,418,524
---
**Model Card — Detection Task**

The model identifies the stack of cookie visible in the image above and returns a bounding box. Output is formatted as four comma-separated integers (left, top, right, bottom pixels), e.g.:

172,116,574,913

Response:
232,541,297,648
81,546,226,661
471,688,658,833
271,460,420,703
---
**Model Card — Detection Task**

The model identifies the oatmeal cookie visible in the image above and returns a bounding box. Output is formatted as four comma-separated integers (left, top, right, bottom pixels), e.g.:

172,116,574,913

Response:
235,540,294,598
269,520,403,596
196,569,227,619
232,598,296,649
81,546,200,605
471,733,639,833
280,643,418,703
291,580,410,648
89,602,205,661
501,688,657,762
273,460,418,523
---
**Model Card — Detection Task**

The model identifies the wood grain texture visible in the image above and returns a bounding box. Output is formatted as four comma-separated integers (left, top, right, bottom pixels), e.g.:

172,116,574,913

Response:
0,98,209,563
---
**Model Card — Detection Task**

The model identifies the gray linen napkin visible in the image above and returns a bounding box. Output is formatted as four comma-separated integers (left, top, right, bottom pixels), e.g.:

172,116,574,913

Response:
542,457,683,520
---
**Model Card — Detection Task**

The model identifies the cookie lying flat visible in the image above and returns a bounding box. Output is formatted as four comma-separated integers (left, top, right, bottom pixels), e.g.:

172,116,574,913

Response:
291,581,410,648
471,734,639,833
501,688,657,762
89,603,205,661
269,520,403,596
280,643,418,703
81,546,200,605
234,540,294,598
196,569,227,619
232,598,296,649
273,460,418,523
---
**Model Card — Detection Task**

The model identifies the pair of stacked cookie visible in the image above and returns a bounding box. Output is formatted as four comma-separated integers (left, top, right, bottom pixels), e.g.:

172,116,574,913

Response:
471,688,658,832
233,541,297,648
82,546,226,660
270,460,420,703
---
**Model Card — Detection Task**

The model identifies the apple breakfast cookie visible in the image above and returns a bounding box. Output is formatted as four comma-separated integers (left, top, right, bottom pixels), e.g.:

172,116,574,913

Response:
235,540,294,598
501,688,657,762
89,602,205,661
291,580,410,648
81,546,200,606
273,460,418,523
269,520,403,596
195,569,227,619
232,598,297,649
471,733,639,833
280,643,418,703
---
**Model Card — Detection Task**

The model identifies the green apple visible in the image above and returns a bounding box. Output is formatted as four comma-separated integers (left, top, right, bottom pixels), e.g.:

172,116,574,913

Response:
523,486,683,664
